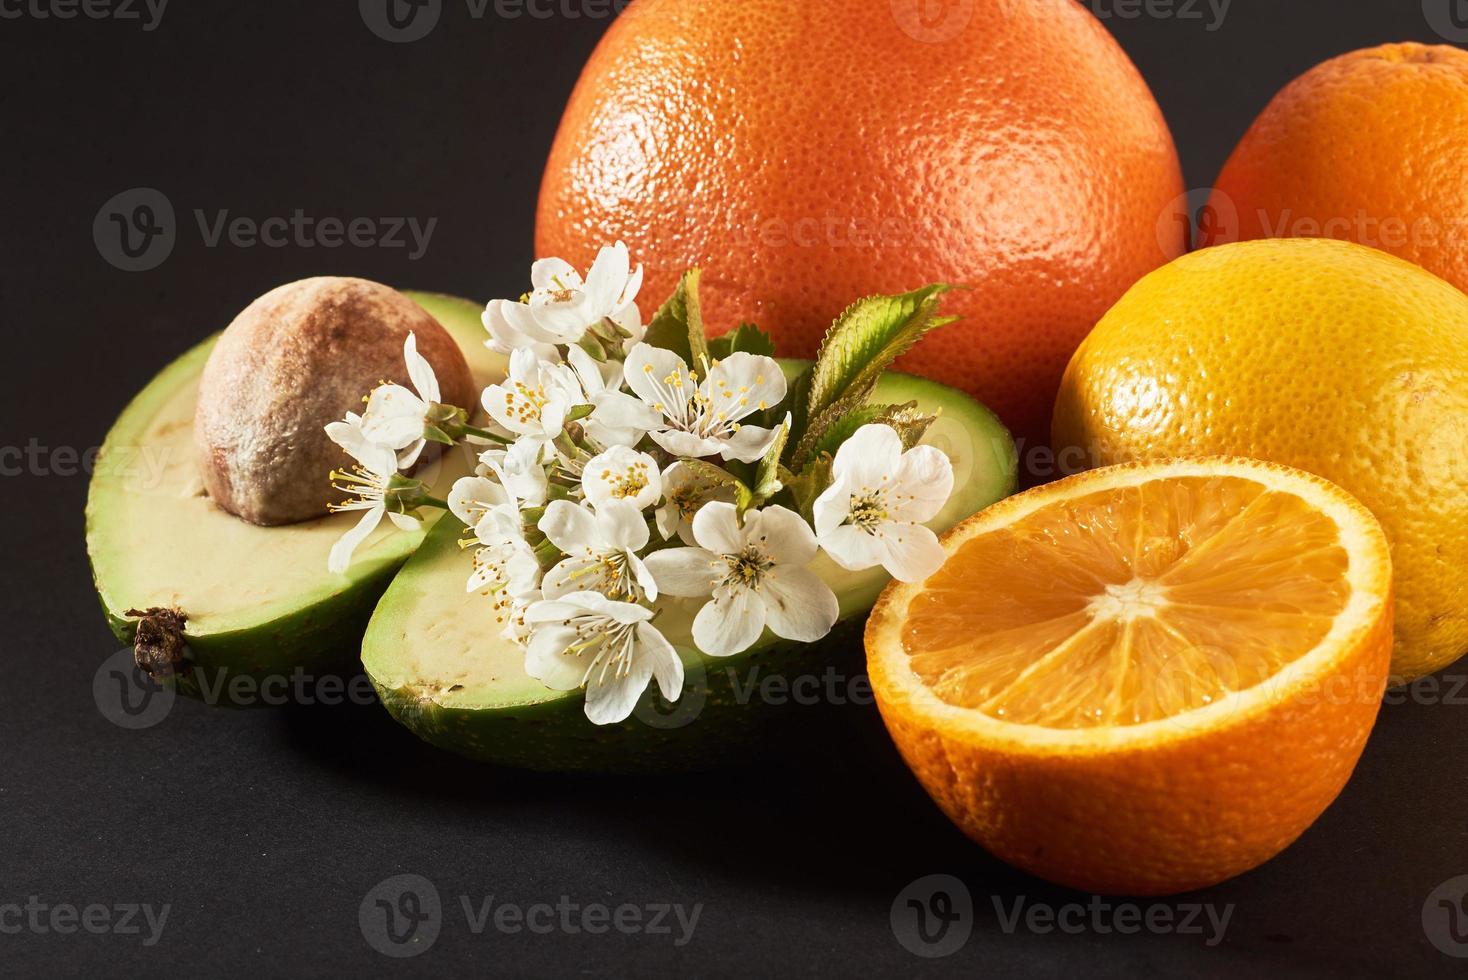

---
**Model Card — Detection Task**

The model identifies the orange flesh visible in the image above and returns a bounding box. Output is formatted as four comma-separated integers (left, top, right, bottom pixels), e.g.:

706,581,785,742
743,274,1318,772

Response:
904,477,1352,728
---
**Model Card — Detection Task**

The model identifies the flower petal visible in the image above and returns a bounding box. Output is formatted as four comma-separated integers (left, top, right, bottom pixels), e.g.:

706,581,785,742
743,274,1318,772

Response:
623,343,693,416
744,505,819,565
817,523,890,573
831,423,903,488
891,444,955,524
718,423,780,463
328,507,382,574
703,352,786,421
690,501,743,556
582,241,630,316
403,332,441,404
524,624,589,691
644,547,722,597
583,656,651,725
759,565,839,642
530,257,583,292
596,498,651,553
812,476,853,536
638,622,684,702
692,585,766,657
539,499,598,554
876,522,948,583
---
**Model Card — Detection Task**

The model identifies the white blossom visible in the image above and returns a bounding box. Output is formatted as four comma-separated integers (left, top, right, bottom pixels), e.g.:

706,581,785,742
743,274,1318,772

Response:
323,413,419,574
359,332,441,468
653,461,736,545
523,591,682,725
581,446,663,512
813,424,953,583
538,499,658,602
482,242,644,355
644,502,838,656
611,344,787,463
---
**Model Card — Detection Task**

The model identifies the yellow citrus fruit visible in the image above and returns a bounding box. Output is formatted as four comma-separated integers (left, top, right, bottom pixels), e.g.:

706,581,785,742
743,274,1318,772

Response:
866,458,1393,895
1053,238,1468,681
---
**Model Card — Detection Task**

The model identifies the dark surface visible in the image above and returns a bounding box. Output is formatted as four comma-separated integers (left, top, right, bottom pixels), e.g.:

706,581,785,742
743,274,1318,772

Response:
4,1,1467,976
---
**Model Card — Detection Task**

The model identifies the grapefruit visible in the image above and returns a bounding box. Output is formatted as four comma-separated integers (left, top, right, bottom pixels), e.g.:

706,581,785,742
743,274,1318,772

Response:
537,0,1185,444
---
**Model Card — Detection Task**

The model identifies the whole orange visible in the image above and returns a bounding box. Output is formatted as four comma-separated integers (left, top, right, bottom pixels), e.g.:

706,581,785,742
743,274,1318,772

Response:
1207,43,1468,293
536,0,1185,444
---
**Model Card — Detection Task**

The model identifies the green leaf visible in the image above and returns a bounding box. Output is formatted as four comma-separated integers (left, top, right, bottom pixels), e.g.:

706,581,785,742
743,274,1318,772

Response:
789,389,878,471
784,453,834,523
800,283,957,433
708,322,776,360
745,417,791,515
642,268,709,367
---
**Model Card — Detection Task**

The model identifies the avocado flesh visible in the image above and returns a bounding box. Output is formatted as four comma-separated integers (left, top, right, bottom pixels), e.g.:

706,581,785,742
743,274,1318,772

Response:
363,369,1018,771
85,292,504,682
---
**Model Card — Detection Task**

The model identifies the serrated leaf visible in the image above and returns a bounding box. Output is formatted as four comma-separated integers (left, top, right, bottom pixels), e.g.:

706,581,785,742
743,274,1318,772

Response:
802,284,957,429
708,321,776,360
883,403,939,449
789,388,881,471
806,402,896,461
785,453,834,523
642,269,708,367
747,416,791,512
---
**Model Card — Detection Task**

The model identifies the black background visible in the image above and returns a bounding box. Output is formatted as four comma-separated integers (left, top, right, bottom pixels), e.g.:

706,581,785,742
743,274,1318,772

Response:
4,1,1467,976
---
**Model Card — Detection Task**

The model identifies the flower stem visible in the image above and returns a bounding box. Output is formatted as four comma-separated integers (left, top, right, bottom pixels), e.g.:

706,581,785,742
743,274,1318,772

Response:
462,425,511,444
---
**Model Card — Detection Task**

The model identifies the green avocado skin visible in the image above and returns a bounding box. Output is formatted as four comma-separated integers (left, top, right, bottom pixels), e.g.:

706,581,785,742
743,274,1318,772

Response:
372,615,866,774
95,563,395,697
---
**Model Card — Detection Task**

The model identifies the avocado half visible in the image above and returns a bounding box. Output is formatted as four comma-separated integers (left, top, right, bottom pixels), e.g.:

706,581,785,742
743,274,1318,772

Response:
85,292,504,688
362,369,1018,772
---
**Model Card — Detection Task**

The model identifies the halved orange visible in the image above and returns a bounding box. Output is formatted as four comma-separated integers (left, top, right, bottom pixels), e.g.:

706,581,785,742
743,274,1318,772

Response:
866,458,1393,895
